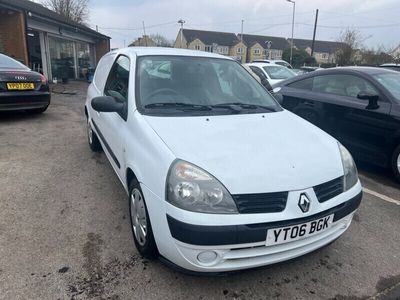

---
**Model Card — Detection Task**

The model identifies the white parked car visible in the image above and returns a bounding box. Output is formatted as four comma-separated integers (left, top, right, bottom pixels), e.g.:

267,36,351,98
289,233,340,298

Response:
85,47,362,273
246,62,297,86
252,59,293,69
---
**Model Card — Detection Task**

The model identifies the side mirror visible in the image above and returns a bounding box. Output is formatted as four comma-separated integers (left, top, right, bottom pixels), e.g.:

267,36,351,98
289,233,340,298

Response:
357,91,379,110
91,96,124,113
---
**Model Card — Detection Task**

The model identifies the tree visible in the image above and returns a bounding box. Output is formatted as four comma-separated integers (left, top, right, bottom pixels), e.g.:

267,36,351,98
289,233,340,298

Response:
361,46,393,66
282,48,316,68
41,0,89,24
336,28,362,66
150,34,173,47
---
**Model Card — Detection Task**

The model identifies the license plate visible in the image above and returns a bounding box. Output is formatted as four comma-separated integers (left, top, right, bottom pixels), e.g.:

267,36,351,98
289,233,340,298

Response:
266,214,334,246
6,82,35,90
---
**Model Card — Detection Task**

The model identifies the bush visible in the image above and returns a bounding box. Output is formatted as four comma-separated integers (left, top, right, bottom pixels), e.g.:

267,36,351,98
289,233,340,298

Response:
282,48,316,68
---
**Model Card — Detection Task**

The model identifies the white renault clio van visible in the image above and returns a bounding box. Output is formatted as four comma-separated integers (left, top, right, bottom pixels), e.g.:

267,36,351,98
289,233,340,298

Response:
85,47,362,273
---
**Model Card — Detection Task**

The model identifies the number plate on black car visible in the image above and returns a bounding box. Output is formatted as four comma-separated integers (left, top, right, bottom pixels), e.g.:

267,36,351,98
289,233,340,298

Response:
6,83,35,90
266,214,333,246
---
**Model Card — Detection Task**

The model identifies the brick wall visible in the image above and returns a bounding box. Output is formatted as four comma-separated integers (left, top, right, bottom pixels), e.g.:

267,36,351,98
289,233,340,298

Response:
95,39,110,64
0,10,29,65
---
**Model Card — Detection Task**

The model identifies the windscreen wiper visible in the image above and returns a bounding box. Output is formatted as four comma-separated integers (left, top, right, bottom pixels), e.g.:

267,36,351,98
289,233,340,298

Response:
210,102,276,112
144,102,212,111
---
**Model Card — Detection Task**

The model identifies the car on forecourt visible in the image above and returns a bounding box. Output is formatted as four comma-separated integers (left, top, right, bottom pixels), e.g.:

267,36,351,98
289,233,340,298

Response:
273,67,400,181
85,47,362,273
0,53,50,113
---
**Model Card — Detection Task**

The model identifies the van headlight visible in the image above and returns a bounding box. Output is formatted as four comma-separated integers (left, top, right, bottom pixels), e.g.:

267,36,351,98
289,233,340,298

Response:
338,143,358,191
166,160,238,214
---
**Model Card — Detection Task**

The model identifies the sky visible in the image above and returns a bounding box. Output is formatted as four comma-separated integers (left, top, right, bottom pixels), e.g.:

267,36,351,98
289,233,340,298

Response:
85,0,400,50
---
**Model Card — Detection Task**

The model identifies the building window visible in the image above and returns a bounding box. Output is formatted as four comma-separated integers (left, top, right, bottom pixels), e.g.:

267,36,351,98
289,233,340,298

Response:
49,36,76,80
205,45,212,52
237,47,243,54
194,44,201,50
254,48,261,55
48,36,94,81
224,46,229,54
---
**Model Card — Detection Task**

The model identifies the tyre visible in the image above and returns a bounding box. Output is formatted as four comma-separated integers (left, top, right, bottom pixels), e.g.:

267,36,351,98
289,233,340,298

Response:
391,144,400,182
28,106,48,114
128,179,158,259
87,120,102,152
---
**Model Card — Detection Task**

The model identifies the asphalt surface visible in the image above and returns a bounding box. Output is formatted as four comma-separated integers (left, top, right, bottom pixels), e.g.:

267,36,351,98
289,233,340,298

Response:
0,81,399,300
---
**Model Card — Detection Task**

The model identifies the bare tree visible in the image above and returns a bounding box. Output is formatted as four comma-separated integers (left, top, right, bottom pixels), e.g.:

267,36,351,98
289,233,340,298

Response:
336,28,362,66
150,34,173,47
41,0,89,24
361,45,393,66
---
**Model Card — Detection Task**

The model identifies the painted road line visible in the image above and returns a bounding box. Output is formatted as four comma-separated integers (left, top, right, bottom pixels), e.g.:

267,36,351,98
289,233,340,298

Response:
363,187,400,206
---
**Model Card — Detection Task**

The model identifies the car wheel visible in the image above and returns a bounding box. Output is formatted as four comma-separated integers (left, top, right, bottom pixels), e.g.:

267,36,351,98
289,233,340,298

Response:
391,145,400,182
129,179,158,259
87,120,102,152
28,106,48,114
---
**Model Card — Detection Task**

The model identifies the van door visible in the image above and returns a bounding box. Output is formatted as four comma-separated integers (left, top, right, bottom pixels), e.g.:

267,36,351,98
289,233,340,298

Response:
94,55,131,179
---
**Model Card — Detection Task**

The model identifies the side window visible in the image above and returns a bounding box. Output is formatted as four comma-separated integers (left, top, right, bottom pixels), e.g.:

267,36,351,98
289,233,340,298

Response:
288,77,313,91
343,75,378,98
104,55,130,103
312,74,379,99
313,75,343,95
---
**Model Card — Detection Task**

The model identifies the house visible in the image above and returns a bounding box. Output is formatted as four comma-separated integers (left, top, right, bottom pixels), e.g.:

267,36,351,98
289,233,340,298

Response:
292,39,343,64
0,0,110,81
238,34,289,62
129,35,157,47
174,29,247,63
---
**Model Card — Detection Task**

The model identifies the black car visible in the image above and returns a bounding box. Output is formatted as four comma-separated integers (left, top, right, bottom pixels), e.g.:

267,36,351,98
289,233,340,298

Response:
273,67,400,181
0,53,50,113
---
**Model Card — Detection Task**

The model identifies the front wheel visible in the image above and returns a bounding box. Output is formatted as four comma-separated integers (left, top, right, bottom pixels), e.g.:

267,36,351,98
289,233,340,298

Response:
129,179,158,259
391,145,400,182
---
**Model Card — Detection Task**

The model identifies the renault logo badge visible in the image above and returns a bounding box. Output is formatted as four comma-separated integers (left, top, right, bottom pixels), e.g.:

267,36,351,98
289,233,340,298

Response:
298,193,310,213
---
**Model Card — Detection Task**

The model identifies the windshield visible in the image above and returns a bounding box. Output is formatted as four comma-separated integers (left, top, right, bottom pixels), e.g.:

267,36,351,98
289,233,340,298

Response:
373,72,400,103
136,56,281,115
263,65,295,80
0,54,28,69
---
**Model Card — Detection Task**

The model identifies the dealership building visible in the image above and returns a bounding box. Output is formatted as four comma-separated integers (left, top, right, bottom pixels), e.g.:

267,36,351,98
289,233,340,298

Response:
0,0,110,81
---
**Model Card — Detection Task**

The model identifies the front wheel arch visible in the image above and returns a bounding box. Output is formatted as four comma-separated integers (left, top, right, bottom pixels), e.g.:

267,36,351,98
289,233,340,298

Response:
126,168,138,192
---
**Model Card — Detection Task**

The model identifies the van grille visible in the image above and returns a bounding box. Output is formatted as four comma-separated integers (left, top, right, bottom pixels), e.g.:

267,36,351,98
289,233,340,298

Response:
232,192,288,214
314,177,344,203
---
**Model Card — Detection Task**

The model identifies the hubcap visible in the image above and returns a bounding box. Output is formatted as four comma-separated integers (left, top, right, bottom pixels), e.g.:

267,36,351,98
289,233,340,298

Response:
397,153,400,173
87,122,93,144
130,188,147,246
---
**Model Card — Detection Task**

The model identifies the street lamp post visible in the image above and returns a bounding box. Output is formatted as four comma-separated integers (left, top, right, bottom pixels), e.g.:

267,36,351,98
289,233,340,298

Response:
287,0,295,66
178,19,186,48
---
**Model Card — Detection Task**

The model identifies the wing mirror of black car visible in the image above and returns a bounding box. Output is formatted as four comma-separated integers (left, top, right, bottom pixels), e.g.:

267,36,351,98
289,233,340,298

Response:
91,96,124,114
357,91,379,110
271,87,283,104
